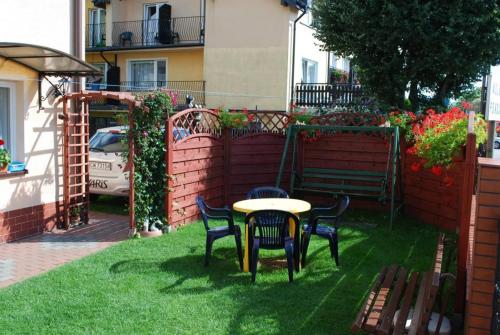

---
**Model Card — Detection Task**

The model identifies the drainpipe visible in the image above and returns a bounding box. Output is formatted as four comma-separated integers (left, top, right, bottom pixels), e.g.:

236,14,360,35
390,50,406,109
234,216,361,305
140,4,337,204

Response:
72,0,83,92
289,8,307,109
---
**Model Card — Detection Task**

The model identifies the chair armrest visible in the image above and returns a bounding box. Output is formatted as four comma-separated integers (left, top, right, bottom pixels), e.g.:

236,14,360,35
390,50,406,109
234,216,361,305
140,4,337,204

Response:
205,214,232,221
311,214,339,225
205,204,232,218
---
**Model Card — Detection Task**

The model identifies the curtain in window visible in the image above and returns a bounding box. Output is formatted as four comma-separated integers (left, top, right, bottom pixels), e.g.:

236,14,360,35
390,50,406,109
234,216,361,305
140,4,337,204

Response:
0,87,10,149
131,61,155,89
156,60,166,87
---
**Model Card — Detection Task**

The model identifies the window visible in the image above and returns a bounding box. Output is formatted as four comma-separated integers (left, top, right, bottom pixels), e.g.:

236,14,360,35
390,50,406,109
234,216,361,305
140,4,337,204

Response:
305,0,314,26
86,63,107,90
0,82,15,157
128,59,167,90
89,8,106,47
302,58,318,83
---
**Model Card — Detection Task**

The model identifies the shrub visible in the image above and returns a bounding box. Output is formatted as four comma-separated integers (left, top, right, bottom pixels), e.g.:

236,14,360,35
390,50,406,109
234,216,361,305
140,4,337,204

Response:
123,93,173,231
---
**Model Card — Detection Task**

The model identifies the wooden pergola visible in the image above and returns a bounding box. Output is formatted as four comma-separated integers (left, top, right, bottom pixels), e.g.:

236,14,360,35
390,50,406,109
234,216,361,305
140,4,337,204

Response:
61,91,140,235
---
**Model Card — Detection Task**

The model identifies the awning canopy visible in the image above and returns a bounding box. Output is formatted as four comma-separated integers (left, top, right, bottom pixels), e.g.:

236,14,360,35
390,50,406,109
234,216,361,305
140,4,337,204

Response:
0,42,101,76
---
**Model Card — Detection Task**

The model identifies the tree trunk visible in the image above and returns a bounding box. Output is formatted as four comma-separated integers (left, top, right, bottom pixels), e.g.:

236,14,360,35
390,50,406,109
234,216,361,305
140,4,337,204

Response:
409,80,419,112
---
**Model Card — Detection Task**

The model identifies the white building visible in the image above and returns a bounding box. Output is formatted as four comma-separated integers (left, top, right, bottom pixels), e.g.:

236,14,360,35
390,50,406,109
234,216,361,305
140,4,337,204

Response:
0,0,97,243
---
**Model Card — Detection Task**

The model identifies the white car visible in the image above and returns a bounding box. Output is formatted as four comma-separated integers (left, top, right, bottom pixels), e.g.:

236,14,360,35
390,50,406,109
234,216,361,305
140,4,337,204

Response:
89,126,129,196
89,126,190,196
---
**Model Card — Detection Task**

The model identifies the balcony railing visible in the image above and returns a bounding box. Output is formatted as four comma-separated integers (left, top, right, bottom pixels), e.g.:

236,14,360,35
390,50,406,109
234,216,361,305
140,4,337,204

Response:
87,16,204,50
295,83,364,108
121,80,205,105
86,80,206,105
86,16,204,50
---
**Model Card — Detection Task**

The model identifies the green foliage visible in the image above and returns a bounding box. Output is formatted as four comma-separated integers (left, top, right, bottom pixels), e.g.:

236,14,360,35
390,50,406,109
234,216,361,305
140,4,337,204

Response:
289,112,313,124
401,107,487,168
386,110,417,142
0,148,10,166
416,114,487,168
123,93,173,231
218,109,253,129
313,0,500,110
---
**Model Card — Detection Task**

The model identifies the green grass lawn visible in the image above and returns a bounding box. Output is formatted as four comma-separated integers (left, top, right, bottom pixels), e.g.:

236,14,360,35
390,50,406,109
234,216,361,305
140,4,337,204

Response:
0,214,440,334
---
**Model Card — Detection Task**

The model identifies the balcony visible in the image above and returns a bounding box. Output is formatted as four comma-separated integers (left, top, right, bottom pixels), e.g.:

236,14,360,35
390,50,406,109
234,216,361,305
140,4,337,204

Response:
86,80,206,105
86,16,204,50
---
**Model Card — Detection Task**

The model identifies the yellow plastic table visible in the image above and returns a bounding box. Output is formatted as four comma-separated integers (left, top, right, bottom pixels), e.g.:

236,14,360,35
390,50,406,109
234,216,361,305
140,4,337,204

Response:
233,198,311,272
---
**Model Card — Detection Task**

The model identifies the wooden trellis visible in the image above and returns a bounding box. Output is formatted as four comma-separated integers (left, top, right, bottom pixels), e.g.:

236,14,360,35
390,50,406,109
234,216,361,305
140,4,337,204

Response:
61,91,139,234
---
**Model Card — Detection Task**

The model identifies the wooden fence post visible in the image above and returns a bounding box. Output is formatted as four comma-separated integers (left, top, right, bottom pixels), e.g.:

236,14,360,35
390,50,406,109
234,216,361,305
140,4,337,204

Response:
128,101,136,236
165,117,174,227
223,128,231,205
456,112,477,314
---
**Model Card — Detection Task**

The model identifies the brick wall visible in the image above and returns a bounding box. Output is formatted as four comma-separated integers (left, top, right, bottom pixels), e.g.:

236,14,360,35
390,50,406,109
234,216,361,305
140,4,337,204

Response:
466,158,500,334
0,202,61,243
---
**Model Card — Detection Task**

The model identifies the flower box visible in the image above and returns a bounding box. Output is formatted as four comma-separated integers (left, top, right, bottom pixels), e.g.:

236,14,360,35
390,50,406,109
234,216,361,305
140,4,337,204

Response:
8,161,25,173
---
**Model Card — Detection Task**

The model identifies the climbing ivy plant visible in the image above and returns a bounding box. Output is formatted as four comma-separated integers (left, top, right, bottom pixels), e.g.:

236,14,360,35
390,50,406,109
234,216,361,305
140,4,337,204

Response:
123,92,173,232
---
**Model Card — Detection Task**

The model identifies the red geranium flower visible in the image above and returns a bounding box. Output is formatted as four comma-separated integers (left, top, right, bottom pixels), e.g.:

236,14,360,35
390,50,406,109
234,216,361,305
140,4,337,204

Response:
410,162,421,173
0,139,4,146
406,146,417,155
431,165,443,176
461,101,473,110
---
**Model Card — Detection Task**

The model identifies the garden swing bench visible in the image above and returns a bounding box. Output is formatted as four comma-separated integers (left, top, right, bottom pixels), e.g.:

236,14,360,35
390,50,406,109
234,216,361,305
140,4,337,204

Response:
275,124,401,228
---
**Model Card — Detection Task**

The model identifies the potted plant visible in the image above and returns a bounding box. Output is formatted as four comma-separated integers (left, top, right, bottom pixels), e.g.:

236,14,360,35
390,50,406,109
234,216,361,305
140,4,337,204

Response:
69,206,80,226
0,138,11,173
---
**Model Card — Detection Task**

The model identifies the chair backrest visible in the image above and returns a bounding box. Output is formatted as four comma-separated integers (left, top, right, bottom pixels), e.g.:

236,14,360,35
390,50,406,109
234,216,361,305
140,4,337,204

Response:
195,195,210,231
309,195,350,233
246,186,289,200
334,195,350,226
245,210,299,249
120,31,132,40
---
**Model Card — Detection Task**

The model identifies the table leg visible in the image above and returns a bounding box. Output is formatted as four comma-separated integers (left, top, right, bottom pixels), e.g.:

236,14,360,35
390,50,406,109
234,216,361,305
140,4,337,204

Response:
289,218,300,272
243,223,250,272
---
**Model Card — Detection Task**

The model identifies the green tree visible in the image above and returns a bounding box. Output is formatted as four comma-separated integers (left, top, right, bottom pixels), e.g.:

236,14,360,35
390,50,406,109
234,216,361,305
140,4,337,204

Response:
313,0,500,111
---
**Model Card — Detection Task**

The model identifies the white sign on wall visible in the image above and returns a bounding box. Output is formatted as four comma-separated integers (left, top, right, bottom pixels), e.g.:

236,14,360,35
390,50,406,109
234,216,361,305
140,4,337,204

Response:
486,65,500,121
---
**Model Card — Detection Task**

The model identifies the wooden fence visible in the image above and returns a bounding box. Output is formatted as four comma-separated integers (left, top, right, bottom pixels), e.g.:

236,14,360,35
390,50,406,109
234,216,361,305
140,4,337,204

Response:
165,109,476,234
294,83,363,107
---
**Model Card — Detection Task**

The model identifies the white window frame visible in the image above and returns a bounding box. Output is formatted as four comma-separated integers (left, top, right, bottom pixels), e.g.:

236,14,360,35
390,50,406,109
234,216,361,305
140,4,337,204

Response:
86,63,108,90
143,3,167,21
88,8,106,47
302,58,318,83
0,81,16,159
127,58,168,90
143,3,167,44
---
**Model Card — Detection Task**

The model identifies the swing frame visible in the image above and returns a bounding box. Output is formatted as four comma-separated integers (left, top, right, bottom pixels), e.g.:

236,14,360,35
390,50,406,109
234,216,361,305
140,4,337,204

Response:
275,124,401,229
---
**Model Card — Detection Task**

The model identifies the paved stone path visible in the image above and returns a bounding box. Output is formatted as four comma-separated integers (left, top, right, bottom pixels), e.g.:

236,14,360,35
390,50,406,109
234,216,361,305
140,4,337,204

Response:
0,212,129,288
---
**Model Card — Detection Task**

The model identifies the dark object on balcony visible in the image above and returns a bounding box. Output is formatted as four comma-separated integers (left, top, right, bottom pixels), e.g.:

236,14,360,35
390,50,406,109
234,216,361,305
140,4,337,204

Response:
301,195,350,267
92,0,109,9
120,32,133,47
246,210,300,283
281,0,307,11
246,186,289,199
196,196,243,269
158,4,172,44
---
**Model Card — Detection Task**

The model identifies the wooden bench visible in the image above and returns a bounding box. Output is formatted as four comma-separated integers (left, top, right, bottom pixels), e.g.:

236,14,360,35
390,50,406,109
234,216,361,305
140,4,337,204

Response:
352,233,451,334
292,167,388,202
